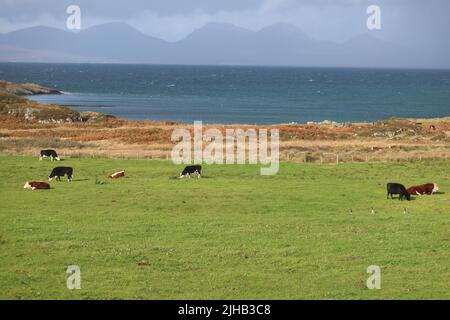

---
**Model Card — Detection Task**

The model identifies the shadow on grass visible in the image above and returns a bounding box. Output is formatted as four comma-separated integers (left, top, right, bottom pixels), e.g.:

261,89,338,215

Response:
169,175,212,180
387,197,416,201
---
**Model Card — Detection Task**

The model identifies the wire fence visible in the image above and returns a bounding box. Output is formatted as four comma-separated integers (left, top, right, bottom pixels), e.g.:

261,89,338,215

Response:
19,150,449,164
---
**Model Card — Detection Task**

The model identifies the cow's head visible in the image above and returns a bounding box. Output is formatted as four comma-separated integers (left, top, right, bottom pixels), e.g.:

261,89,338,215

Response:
48,176,53,181
23,182,31,189
433,184,439,192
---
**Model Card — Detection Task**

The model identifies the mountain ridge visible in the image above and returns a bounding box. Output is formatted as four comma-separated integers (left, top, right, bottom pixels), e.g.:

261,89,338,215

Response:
0,22,417,68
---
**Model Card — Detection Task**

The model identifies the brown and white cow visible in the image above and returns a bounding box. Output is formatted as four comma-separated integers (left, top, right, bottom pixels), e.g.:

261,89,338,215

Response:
24,181,50,190
109,170,125,179
407,183,439,196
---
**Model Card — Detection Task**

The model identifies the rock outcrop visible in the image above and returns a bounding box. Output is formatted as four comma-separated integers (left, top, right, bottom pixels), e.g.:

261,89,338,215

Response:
0,80,62,95
0,80,115,123
80,111,117,122
0,92,81,123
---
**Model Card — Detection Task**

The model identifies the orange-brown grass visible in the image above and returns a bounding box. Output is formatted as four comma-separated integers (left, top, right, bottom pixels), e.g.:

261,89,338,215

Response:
1,117,450,163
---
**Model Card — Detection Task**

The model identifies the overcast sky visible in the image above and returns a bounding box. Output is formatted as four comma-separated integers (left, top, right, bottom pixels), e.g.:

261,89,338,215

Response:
1,0,449,50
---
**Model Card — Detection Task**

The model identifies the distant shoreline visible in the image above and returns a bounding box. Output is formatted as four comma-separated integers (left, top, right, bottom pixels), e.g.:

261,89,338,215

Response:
2,61,450,72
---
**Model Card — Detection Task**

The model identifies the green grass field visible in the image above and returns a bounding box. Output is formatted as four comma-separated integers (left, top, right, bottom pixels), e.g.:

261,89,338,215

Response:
0,155,449,299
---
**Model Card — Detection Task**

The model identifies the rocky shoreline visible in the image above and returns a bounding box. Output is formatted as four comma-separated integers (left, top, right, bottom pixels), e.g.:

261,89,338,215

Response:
0,80,62,96
1,80,449,129
0,80,116,123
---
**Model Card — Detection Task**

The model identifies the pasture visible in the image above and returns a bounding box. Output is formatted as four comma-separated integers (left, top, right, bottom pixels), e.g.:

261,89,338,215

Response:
0,155,449,299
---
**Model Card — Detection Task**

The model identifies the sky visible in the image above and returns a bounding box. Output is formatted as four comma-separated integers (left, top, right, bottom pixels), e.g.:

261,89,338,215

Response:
0,0,449,50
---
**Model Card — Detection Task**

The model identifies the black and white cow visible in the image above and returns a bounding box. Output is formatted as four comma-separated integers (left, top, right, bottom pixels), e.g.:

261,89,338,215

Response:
387,183,410,201
40,149,60,161
49,167,73,182
180,165,202,179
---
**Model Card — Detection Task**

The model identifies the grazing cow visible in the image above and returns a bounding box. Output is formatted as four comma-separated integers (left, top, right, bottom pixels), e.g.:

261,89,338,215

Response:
24,181,50,190
407,183,439,196
180,165,202,179
40,149,60,161
49,167,73,182
387,183,411,201
109,170,125,179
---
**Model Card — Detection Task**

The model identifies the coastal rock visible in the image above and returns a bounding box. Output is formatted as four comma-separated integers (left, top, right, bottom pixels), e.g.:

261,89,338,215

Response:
0,80,62,96
80,111,116,122
0,92,81,123
0,80,116,123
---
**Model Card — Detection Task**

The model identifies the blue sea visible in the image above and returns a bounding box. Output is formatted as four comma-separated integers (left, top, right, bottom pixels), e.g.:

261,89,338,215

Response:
1,63,449,124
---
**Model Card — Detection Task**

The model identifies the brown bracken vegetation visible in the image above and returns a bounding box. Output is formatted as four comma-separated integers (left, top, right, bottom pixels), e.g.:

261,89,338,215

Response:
1,113,450,163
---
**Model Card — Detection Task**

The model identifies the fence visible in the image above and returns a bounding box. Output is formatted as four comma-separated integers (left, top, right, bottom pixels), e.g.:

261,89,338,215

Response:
15,149,450,164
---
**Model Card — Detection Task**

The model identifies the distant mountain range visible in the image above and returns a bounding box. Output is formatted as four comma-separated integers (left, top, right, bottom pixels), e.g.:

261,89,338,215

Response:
0,22,424,68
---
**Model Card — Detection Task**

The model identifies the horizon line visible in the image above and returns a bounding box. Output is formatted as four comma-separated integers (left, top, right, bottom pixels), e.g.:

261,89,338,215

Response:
1,61,449,72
